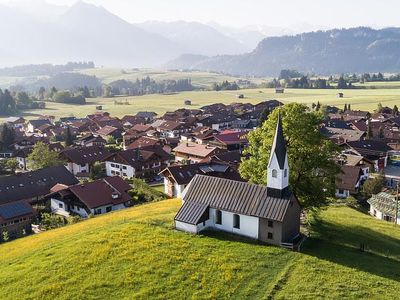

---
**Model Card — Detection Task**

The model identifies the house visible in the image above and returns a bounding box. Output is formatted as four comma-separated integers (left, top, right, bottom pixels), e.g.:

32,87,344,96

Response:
104,146,172,180
275,87,284,93
15,142,64,170
25,119,52,133
49,177,132,218
136,111,157,122
174,114,301,248
160,162,242,198
321,127,365,145
76,134,106,147
156,120,190,138
184,100,192,105
196,113,237,131
337,93,344,98
0,166,79,205
60,146,111,176
125,136,162,150
345,140,393,171
96,125,122,140
173,142,223,164
342,154,373,181
0,200,35,240
368,192,400,224
335,165,363,198
208,131,248,152
5,117,25,129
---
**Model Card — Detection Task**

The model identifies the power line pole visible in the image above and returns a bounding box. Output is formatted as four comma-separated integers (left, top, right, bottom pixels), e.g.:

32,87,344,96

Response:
395,182,399,226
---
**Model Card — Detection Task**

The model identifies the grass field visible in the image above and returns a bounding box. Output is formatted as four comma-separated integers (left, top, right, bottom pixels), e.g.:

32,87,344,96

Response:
76,68,269,88
0,199,399,299
3,86,399,123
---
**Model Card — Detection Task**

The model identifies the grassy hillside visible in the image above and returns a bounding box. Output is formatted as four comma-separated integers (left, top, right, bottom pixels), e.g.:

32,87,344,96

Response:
3,87,400,122
0,200,399,299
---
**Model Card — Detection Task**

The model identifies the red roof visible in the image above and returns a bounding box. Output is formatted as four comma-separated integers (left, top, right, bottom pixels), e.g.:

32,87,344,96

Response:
69,177,132,209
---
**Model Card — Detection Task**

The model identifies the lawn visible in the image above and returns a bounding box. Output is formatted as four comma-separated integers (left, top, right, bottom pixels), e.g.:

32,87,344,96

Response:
3,86,400,123
0,200,399,299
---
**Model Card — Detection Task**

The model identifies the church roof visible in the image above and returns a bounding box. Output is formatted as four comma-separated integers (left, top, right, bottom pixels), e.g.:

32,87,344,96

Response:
269,113,287,169
175,175,296,225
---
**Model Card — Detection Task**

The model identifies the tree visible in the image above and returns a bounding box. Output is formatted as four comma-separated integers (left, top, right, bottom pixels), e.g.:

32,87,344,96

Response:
393,105,399,116
0,124,15,150
348,103,351,111
4,158,19,174
362,174,385,198
65,126,73,146
90,162,104,180
337,77,348,89
344,104,348,111
259,108,270,125
239,103,340,208
367,122,373,139
377,102,383,113
27,142,64,170
315,101,321,111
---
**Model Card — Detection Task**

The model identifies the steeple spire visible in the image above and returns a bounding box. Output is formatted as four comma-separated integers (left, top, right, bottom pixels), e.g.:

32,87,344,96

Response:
267,111,289,197
268,112,287,169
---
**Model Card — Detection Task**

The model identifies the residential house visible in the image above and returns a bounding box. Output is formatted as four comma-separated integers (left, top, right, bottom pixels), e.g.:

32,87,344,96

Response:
173,142,223,164
160,162,242,198
49,176,132,218
368,192,400,223
60,146,111,177
156,120,190,138
335,165,363,198
96,125,122,140
15,142,64,170
0,201,35,240
345,140,393,171
76,134,106,147
174,114,302,248
208,131,248,152
25,119,52,133
196,113,237,131
5,117,25,129
0,166,79,205
104,145,171,180
136,111,157,122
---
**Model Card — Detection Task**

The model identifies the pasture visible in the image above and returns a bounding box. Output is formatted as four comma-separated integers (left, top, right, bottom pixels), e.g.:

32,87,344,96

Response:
3,87,399,122
0,199,399,299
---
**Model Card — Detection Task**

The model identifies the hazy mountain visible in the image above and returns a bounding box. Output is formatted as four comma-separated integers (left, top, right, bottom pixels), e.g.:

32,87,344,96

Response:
138,21,250,55
167,27,400,76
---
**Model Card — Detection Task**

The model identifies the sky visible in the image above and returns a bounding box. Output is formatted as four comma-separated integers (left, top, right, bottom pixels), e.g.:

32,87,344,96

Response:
1,0,399,29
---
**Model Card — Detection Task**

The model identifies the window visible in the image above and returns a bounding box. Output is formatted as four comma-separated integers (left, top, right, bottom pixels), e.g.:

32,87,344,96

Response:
373,210,377,217
268,220,273,228
338,189,344,194
216,210,222,225
58,203,63,208
272,169,278,178
233,214,240,229
268,232,273,240
122,166,127,170
94,208,102,215
106,206,112,213
284,169,288,178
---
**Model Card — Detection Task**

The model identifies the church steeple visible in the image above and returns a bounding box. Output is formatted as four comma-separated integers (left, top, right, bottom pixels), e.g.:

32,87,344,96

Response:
267,112,289,197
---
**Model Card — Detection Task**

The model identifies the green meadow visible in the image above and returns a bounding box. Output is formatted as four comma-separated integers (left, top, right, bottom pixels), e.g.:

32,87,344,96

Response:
0,199,398,299
3,86,399,122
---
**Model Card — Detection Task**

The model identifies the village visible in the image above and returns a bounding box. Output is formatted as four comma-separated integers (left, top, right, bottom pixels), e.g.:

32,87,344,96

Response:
0,98,399,246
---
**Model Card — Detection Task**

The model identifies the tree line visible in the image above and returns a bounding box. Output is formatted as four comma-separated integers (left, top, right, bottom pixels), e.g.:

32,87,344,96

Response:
0,89,45,115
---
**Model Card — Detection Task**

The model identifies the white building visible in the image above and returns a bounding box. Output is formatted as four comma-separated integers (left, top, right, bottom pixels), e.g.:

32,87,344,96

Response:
175,114,302,248
368,192,400,224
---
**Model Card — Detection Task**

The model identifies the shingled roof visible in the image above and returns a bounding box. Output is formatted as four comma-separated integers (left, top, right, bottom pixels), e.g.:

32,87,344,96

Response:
0,166,79,205
176,175,297,225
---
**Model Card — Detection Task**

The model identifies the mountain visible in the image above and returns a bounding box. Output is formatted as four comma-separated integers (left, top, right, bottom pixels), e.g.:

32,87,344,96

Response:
167,27,400,76
137,21,250,55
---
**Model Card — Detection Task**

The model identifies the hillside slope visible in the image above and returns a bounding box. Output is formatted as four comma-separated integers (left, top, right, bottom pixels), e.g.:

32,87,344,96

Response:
167,27,400,76
0,200,399,299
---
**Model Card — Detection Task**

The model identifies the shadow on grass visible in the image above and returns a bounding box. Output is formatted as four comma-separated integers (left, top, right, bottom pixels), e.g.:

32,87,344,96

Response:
303,212,400,282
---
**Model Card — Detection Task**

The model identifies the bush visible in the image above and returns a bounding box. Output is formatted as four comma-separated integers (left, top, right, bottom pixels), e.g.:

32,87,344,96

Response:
127,178,168,203
40,213,67,230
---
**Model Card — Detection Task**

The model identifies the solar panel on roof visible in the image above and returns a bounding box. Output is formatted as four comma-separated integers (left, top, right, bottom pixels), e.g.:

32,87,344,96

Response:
0,202,32,220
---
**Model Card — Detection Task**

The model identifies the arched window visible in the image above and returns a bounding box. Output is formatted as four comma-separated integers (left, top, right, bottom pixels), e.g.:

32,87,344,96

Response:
284,169,288,178
272,169,278,178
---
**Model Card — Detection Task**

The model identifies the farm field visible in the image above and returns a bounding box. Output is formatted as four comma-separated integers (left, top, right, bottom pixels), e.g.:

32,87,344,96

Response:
76,68,269,88
0,199,399,299
3,86,400,122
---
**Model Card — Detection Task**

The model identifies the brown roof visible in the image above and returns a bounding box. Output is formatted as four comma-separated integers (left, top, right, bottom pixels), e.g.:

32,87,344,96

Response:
68,177,132,209
60,146,111,165
176,175,298,225
131,124,153,132
96,125,119,136
336,165,362,192
173,142,219,158
126,136,161,150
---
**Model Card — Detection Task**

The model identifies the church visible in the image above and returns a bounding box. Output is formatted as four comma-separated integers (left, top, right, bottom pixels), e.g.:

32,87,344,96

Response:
174,114,301,247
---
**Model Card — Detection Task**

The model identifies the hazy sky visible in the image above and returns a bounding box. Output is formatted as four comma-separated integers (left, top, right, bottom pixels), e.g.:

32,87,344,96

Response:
1,0,399,28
